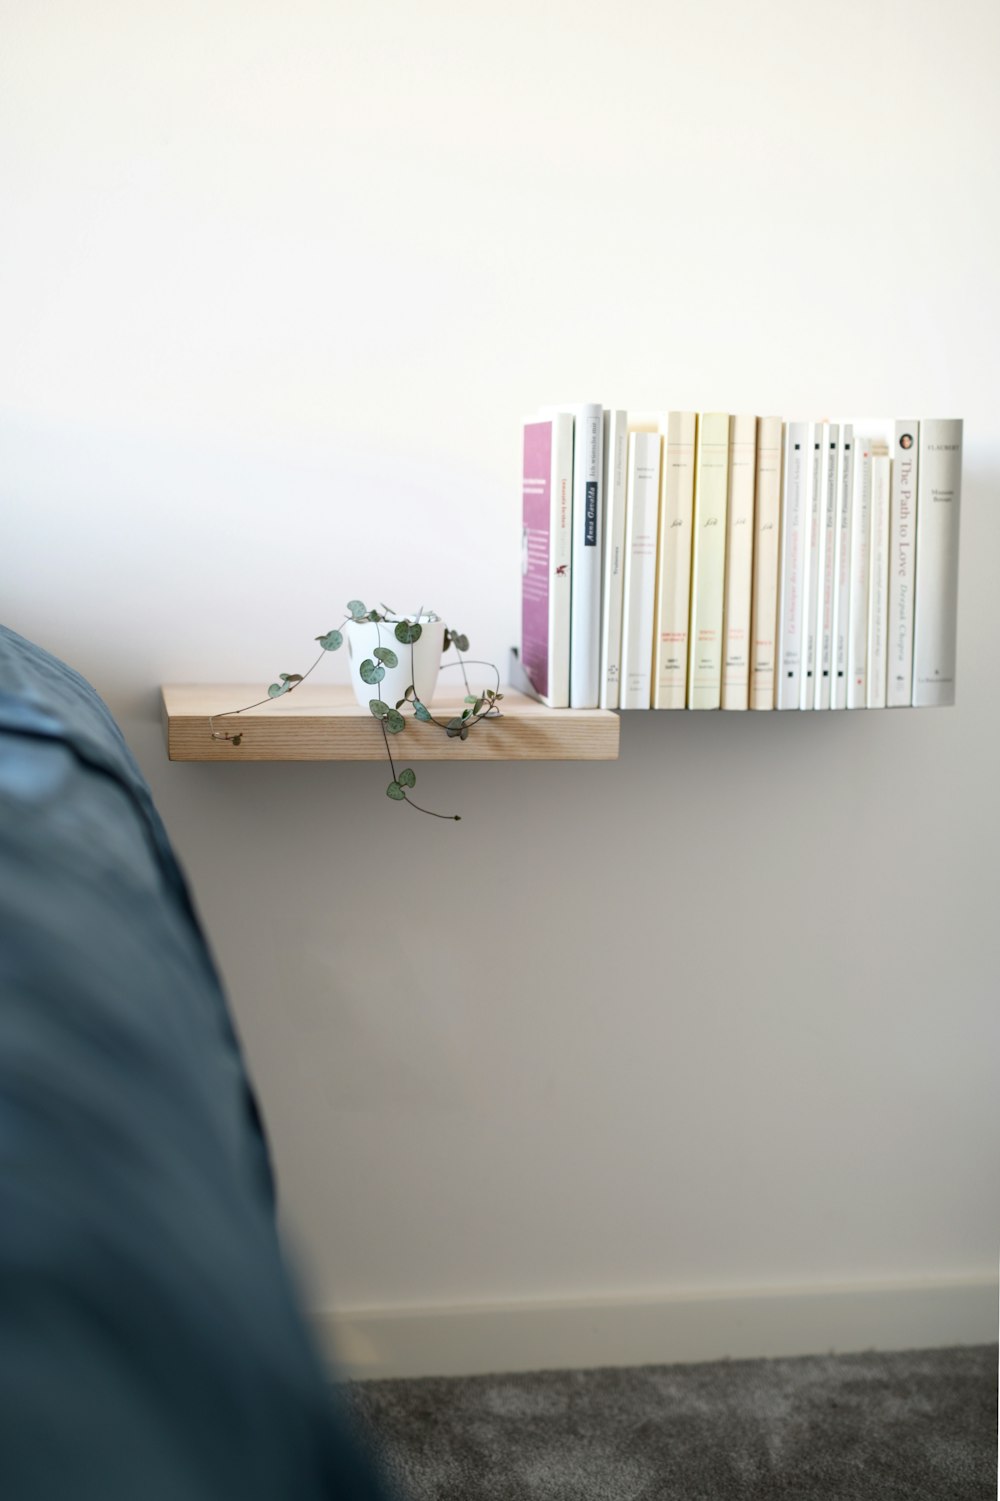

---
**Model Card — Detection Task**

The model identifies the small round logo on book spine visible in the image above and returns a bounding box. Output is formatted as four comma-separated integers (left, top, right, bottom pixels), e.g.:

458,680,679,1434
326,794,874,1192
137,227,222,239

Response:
899,432,914,450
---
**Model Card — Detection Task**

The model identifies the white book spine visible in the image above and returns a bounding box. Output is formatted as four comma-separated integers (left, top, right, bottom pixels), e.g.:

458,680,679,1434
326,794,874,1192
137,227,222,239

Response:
866,453,892,707
619,432,662,709
776,421,812,709
652,412,697,709
687,413,730,710
799,427,824,709
912,418,963,707
721,414,757,711
748,416,782,710
568,403,604,708
598,409,629,709
846,437,873,708
830,423,854,710
815,424,839,709
886,420,920,707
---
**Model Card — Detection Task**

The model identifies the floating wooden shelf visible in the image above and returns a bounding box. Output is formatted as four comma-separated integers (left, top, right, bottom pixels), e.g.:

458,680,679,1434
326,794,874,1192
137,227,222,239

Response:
161,685,620,762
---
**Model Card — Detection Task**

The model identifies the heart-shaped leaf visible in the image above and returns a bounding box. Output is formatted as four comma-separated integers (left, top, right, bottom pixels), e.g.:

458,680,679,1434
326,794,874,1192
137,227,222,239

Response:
385,709,405,734
373,646,398,668
267,682,289,698
315,630,343,651
453,633,469,652
398,768,416,788
394,620,423,645
231,733,243,746
279,672,303,683
369,699,390,719
386,780,405,801
413,701,432,722
347,599,367,618
360,659,385,685
446,717,464,737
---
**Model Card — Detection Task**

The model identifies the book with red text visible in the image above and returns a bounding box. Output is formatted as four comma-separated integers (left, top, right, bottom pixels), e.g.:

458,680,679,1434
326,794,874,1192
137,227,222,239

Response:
652,412,697,709
619,431,662,708
886,420,920,707
687,412,731,709
748,417,782,710
721,414,757,710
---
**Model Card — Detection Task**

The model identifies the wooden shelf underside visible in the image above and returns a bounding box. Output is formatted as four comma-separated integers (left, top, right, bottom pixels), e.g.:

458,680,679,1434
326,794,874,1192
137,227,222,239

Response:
162,685,620,762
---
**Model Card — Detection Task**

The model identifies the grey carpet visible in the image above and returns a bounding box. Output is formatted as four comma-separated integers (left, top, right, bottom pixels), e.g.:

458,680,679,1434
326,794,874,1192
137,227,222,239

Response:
344,1344,997,1500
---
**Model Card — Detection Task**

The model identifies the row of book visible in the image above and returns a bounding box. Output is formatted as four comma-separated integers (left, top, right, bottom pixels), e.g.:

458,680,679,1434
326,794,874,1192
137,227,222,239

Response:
520,407,963,711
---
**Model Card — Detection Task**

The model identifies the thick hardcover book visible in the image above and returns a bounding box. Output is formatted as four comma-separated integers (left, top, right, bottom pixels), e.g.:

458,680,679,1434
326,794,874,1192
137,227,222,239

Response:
776,421,813,709
800,427,825,710
749,417,783,710
567,403,604,708
912,418,963,706
652,412,697,709
687,413,731,709
815,424,839,709
846,435,873,709
830,423,854,710
599,409,629,709
521,414,574,707
887,420,920,707
866,451,892,707
721,414,757,710
619,431,662,709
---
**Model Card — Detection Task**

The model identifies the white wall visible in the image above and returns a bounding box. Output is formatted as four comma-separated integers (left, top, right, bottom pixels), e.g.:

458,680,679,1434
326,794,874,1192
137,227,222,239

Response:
3,0,998,1375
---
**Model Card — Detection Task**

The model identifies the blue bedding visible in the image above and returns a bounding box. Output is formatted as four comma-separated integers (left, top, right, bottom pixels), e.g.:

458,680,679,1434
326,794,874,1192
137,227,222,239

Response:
0,626,389,1500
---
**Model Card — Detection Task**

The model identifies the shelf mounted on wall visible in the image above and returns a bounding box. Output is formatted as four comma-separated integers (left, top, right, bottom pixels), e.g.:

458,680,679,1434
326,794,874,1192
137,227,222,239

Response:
161,685,620,763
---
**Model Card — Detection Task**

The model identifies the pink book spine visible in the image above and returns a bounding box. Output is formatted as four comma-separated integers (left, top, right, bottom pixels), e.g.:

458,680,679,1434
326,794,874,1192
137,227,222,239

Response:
521,421,553,701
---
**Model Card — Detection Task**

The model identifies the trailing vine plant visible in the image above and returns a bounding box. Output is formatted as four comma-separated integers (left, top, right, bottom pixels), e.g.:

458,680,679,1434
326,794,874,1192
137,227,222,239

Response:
209,600,503,821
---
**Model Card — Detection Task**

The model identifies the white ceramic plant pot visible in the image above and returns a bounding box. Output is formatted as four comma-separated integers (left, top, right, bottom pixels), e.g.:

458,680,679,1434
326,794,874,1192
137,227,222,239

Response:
346,616,447,710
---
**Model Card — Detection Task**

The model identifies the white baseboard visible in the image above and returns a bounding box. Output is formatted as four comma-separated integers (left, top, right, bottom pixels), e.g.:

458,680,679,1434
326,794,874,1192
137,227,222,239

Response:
317,1274,998,1381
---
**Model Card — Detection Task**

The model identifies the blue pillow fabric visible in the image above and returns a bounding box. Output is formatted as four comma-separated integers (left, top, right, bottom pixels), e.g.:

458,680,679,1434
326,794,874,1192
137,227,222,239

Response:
0,626,389,1501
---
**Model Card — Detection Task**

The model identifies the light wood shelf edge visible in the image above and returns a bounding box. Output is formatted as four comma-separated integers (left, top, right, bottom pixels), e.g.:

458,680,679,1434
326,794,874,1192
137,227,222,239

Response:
161,685,620,762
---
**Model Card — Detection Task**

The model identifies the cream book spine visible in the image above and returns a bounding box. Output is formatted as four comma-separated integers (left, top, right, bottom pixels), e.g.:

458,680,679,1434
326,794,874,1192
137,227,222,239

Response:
866,452,892,707
598,409,629,709
912,418,963,707
748,416,782,710
815,424,839,709
687,413,730,709
776,421,813,709
721,414,757,710
566,403,604,708
846,436,873,708
886,420,920,707
652,412,697,709
799,426,824,709
830,424,854,710
619,431,662,709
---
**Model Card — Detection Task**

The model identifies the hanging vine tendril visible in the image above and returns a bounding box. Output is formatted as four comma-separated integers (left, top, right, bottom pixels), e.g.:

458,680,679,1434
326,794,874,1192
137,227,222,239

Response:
209,600,503,820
